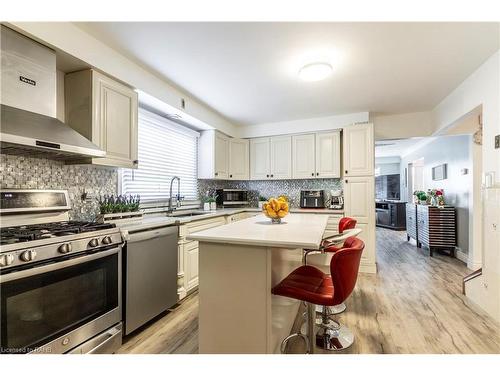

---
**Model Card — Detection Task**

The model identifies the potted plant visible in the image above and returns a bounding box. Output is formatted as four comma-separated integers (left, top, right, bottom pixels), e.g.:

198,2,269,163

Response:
202,195,211,211
207,196,217,210
258,195,267,209
413,190,427,205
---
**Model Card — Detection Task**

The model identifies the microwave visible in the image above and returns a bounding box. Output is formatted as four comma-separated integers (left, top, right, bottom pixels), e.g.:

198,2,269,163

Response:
215,189,249,207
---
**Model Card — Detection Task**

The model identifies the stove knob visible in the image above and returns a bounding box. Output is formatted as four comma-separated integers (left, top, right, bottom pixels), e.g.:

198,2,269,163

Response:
0,253,15,267
20,250,37,262
88,238,99,248
101,236,113,245
58,243,72,254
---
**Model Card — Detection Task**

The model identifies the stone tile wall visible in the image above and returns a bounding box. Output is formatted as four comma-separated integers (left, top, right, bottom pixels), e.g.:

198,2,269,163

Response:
0,154,118,220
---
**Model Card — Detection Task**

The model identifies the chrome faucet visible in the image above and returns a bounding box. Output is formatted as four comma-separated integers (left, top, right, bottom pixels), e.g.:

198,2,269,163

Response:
168,176,181,214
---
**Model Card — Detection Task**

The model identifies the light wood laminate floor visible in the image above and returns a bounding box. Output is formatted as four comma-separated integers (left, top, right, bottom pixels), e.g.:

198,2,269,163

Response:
118,228,500,354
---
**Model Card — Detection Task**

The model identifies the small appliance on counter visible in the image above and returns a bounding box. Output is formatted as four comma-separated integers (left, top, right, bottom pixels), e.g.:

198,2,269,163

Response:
300,190,326,208
215,189,249,207
330,189,344,209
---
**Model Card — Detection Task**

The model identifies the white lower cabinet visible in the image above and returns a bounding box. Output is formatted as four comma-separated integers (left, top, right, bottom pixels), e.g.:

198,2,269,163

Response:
344,176,375,223
343,175,376,273
184,240,199,292
177,216,227,299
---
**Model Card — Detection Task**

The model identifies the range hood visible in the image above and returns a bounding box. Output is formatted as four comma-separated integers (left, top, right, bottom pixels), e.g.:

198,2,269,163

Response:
0,25,105,159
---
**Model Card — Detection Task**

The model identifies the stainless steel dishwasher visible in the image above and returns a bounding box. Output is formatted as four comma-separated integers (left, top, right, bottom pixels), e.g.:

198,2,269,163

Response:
123,225,179,335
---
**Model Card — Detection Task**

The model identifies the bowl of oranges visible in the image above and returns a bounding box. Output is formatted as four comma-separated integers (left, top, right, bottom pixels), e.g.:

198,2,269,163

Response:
262,196,289,224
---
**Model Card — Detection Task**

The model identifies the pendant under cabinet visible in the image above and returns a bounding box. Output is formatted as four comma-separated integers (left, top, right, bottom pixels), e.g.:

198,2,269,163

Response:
65,69,139,169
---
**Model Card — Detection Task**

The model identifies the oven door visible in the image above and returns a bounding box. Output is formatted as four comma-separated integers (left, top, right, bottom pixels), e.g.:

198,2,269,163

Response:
0,246,121,354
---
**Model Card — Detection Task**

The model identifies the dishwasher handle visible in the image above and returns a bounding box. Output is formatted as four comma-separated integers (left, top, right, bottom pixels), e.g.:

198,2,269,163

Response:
126,226,178,243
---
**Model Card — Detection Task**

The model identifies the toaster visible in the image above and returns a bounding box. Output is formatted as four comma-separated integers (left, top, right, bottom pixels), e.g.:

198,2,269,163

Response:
300,190,325,208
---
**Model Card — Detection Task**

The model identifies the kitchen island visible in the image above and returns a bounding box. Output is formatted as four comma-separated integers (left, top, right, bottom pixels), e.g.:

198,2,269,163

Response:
187,213,329,354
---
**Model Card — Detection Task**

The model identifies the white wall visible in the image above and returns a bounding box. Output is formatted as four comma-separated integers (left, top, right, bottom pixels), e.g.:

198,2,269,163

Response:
430,49,500,322
400,135,472,260
371,111,434,140
238,112,369,138
8,22,240,137
375,157,401,176
432,51,500,179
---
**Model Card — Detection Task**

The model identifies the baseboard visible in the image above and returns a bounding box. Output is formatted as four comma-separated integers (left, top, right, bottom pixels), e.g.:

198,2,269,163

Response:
359,261,377,274
455,249,468,264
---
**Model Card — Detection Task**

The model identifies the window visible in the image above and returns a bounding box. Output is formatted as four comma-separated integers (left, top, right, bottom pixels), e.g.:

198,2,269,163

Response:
121,108,199,201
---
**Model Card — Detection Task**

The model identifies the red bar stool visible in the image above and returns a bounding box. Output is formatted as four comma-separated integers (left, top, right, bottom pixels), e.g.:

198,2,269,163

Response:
304,217,358,316
273,237,364,353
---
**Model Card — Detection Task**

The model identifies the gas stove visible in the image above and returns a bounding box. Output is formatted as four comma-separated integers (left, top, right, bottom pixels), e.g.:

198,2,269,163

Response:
1,221,116,245
0,190,123,270
0,189,123,354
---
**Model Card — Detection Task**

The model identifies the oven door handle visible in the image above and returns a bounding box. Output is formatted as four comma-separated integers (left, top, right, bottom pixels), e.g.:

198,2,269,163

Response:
0,246,121,283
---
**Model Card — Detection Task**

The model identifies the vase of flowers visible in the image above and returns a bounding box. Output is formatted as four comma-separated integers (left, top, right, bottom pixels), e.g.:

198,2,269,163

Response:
428,189,444,207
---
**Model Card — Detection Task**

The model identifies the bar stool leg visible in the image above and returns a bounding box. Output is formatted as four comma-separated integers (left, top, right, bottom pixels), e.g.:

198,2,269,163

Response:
306,302,315,354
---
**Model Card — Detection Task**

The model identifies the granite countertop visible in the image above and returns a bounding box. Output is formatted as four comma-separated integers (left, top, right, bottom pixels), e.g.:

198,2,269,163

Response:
187,213,329,249
116,207,344,232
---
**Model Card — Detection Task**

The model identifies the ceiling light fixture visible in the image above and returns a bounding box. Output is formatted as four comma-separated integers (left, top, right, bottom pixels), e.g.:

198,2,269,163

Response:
298,62,333,82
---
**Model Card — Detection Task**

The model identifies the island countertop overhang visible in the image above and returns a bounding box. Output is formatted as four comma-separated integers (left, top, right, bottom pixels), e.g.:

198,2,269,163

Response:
187,213,329,249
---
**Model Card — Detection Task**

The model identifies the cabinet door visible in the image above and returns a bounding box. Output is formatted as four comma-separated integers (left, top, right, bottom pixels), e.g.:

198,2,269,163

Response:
270,136,292,179
316,131,340,178
354,222,376,265
343,123,374,176
184,241,199,292
229,138,249,180
344,176,375,223
93,71,138,168
292,134,316,179
214,133,229,179
250,138,271,180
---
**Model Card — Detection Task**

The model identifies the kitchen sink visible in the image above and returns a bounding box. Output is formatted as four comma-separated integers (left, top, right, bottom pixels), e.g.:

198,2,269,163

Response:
167,211,209,218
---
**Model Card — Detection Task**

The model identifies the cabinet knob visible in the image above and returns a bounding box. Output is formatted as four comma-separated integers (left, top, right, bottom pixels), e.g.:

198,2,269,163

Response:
270,174,274,178
311,173,314,176
215,172,218,176
133,160,138,165
345,170,348,174
229,174,233,178
345,179,349,183
316,172,319,176
266,174,269,178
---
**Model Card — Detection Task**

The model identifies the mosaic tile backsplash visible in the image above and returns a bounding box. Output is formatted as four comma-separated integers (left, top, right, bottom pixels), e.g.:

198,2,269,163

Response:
198,178,343,208
0,154,118,221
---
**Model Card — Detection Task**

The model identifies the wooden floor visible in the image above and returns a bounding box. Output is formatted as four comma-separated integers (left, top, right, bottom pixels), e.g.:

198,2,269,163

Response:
118,227,500,354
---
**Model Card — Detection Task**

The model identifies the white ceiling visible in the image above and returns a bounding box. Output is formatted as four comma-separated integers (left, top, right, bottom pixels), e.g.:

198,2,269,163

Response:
76,22,499,126
375,138,425,158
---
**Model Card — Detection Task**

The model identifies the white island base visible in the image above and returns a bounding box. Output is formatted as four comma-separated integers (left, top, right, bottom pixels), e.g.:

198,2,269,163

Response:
189,214,329,354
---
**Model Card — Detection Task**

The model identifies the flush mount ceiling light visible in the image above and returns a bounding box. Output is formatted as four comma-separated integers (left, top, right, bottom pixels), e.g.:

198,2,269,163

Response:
298,62,333,82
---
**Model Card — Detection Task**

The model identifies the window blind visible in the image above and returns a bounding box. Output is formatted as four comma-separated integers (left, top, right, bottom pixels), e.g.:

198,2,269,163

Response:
121,108,199,201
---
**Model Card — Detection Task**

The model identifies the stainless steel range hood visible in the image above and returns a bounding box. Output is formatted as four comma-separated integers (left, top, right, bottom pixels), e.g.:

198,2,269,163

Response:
0,25,105,159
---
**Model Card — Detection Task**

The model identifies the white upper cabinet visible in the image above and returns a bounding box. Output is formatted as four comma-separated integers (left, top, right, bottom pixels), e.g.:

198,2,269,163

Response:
250,136,292,180
198,130,249,180
214,132,229,179
65,69,138,168
228,138,249,180
315,131,341,178
342,123,374,177
292,134,316,179
270,136,292,179
250,138,271,180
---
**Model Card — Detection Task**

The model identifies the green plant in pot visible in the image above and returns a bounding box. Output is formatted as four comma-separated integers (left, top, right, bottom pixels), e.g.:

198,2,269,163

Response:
413,190,427,205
